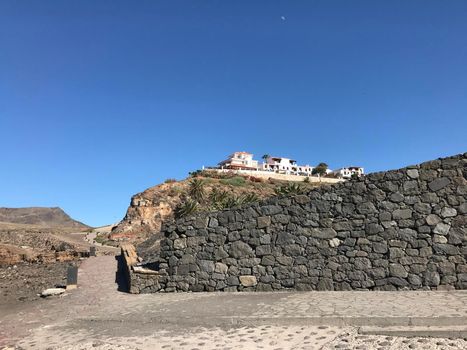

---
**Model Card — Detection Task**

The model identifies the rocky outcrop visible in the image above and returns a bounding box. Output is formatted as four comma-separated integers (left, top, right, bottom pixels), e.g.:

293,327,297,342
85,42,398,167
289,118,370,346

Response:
110,182,184,241
127,153,466,293
111,176,298,243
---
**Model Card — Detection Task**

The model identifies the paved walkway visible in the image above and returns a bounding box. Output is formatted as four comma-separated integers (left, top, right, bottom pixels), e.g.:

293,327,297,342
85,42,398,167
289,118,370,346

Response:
2,256,467,349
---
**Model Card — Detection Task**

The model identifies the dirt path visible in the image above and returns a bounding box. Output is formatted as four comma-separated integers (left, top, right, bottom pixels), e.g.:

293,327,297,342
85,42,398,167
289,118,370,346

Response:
50,227,118,255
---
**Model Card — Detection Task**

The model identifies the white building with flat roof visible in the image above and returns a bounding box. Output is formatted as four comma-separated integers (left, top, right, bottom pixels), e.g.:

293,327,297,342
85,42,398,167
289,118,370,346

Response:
261,156,314,176
218,151,259,170
330,166,364,179
203,151,347,184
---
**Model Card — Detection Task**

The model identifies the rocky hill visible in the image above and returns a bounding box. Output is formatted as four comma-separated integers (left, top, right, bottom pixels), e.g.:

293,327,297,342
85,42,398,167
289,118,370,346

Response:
111,172,329,243
0,207,89,229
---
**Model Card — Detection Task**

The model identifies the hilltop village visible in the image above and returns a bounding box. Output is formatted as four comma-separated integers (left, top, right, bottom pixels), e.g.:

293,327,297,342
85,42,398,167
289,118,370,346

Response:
204,151,364,181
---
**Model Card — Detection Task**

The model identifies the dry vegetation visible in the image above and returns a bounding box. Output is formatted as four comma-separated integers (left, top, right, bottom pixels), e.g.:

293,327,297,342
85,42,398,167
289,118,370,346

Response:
110,171,327,243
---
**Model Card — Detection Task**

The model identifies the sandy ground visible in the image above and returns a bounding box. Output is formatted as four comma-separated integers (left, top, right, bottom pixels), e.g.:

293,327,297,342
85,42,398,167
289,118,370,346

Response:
0,261,74,306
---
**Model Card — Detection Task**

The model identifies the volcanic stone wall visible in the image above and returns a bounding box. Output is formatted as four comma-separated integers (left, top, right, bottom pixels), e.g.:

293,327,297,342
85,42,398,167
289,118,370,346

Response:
131,153,467,293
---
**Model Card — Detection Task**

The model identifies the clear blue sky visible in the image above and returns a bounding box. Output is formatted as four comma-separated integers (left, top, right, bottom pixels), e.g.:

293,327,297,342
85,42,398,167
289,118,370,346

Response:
1,1,466,227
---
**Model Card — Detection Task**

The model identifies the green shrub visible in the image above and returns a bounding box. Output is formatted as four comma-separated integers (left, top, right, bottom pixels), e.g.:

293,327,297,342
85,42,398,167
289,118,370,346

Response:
222,195,240,208
219,176,246,187
239,193,259,204
188,179,206,202
174,199,199,218
188,170,239,179
209,188,229,203
94,234,107,244
189,170,202,177
274,183,306,196
164,178,177,183
208,188,259,210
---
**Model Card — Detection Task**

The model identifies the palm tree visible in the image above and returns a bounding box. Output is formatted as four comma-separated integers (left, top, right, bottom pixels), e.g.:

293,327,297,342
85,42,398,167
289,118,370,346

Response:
262,154,270,163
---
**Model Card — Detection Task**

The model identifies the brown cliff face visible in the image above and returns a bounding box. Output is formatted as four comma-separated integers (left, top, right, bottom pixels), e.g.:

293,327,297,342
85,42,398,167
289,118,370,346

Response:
111,174,325,243
110,181,187,242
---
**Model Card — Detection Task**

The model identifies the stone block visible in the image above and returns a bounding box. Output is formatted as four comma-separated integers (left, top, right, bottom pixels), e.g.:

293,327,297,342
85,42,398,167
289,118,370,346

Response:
441,207,457,218
393,209,413,220
333,221,353,231
259,234,271,245
228,241,254,258
215,262,228,274
390,192,405,203
357,202,378,214
419,246,432,257
425,271,441,287
276,255,293,266
354,257,371,270
276,232,295,244
208,217,219,228
311,228,337,239
448,228,465,245
255,244,271,256
407,169,419,179
261,255,275,266
239,275,257,287
372,242,388,254
193,216,208,229
257,216,271,228
214,247,229,260
387,277,409,287
433,243,460,255
426,214,441,226
389,247,404,259
428,177,450,191
389,263,408,278
173,238,187,250
408,274,422,286
317,278,334,291
433,223,451,235
433,235,447,244
329,238,341,248
414,203,431,214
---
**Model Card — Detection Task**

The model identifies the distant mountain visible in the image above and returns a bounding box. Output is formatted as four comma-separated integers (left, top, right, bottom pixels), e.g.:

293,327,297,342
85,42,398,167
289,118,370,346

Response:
0,207,89,230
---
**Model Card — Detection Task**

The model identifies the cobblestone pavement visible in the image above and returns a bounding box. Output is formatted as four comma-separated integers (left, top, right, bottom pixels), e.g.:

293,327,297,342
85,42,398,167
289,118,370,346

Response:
2,256,467,350
252,291,467,321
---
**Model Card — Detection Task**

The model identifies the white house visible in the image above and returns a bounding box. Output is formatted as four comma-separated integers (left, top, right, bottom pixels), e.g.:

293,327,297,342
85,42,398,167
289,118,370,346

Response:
218,151,259,170
261,156,314,176
331,166,364,179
